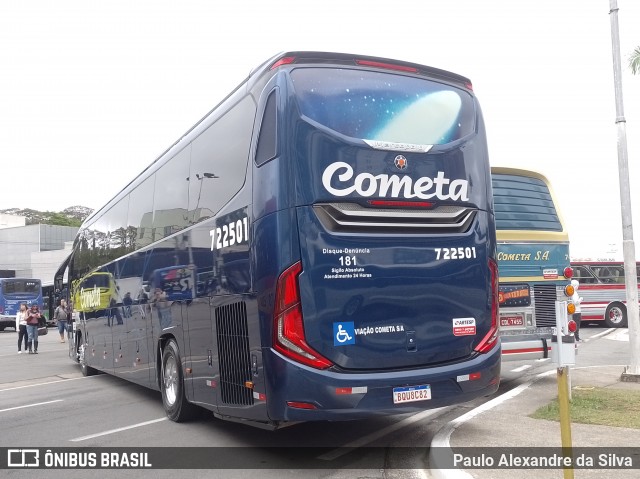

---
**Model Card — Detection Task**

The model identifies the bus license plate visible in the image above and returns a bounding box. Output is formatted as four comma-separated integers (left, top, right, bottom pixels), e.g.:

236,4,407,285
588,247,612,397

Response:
500,315,524,327
393,385,431,404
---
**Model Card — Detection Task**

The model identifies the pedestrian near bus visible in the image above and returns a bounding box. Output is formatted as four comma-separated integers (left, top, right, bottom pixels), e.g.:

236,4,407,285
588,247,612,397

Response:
571,279,583,342
54,298,69,343
26,304,41,354
15,302,28,353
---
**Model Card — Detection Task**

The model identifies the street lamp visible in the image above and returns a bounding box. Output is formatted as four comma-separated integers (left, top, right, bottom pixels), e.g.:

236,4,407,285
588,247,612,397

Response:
186,173,219,224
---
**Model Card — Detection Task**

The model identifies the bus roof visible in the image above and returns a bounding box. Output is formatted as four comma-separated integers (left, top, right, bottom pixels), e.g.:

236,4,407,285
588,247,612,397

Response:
491,166,569,242
82,51,474,228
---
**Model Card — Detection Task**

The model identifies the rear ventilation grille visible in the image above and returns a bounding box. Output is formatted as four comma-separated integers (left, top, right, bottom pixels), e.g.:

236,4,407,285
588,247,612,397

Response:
313,202,476,234
533,284,558,327
215,301,254,406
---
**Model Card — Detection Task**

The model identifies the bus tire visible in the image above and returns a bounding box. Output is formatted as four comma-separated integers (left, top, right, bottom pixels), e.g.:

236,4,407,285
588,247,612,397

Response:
604,303,627,328
161,339,198,422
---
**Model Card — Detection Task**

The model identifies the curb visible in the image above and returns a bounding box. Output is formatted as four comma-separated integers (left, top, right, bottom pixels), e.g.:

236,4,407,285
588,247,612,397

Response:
428,369,555,479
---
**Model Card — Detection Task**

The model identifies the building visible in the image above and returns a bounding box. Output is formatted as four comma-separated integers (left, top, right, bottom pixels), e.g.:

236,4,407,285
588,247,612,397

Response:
0,213,26,229
0,221,77,283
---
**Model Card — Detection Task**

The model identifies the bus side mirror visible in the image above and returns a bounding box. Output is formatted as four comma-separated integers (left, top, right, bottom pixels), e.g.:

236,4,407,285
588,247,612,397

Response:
55,277,63,293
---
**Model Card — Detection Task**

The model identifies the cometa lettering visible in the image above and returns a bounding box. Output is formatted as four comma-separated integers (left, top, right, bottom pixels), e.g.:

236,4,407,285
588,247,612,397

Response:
322,162,469,201
496,252,532,261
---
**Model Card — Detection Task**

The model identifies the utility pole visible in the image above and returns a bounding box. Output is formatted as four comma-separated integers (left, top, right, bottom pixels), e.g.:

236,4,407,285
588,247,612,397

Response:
608,0,640,379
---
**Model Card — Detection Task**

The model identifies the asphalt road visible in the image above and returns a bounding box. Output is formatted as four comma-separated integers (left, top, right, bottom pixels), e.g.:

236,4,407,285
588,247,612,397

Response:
0,323,625,479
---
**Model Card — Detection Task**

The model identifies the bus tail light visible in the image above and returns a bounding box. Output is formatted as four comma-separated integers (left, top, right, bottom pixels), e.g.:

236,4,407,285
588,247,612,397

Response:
355,59,418,73
565,284,575,297
286,401,318,410
368,200,434,208
475,259,500,354
567,303,576,315
563,267,573,279
273,262,333,370
271,56,296,70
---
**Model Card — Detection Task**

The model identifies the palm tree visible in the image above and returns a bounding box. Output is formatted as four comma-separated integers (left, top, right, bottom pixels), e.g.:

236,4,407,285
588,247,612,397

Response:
630,46,640,74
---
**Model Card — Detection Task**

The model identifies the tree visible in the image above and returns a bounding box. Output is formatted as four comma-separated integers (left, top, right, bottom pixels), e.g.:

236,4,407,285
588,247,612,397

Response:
630,46,640,75
46,212,83,227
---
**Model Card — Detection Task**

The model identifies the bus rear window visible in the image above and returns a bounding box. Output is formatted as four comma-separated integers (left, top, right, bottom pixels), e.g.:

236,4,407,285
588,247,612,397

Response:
290,67,475,145
492,174,562,232
2,280,40,294
81,275,111,289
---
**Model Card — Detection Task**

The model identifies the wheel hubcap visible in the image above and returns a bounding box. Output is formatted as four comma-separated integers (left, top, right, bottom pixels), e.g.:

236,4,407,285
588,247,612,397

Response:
609,308,623,324
163,356,178,406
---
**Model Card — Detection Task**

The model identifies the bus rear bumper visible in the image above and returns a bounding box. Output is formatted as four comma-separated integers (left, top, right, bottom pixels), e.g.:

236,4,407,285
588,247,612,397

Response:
500,335,551,362
0,316,16,330
265,343,501,422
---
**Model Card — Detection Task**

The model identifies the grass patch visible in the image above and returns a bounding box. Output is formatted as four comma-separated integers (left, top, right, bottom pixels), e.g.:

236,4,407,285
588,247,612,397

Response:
530,387,640,429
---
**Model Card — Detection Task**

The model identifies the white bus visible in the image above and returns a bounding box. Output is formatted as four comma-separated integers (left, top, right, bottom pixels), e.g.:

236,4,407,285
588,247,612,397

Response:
571,261,640,327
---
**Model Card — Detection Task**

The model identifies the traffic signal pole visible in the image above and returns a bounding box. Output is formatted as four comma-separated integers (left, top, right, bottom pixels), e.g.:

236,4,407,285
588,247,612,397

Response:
554,300,575,478
557,366,574,479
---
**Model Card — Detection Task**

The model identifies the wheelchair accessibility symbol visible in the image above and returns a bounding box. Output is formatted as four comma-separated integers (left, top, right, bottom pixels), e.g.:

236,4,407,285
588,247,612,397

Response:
333,322,355,346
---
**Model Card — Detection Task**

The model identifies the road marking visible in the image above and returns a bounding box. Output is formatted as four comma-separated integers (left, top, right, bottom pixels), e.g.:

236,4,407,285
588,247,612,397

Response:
0,399,63,413
317,407,445,461
0,375,99,392
69,417,168,442
604,329,628,342
591,328,615,340
510,364,531,373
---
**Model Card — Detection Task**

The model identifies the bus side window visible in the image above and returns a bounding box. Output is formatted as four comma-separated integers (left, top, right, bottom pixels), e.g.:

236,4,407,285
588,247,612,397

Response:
575,266,596,284
614,267,625,284
598,267,617,284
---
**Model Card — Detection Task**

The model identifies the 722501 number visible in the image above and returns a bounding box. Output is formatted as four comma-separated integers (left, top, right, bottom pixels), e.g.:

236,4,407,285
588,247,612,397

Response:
210,217,249,250
434,247,477,260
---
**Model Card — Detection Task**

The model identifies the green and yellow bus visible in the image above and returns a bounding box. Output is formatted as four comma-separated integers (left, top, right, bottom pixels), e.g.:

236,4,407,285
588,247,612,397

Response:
492,167,575,361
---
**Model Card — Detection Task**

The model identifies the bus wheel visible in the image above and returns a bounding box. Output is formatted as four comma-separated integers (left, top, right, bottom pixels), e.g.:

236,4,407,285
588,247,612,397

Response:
604,303,627,328
79,344,98,377
161,339,198,422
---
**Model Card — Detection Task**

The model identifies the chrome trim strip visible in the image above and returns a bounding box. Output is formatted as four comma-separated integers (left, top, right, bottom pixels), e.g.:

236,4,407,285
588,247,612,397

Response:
363,139,433,153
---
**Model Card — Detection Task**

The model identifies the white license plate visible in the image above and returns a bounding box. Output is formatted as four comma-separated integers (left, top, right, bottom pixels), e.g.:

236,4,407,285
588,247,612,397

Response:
393,385,431,404
500,315,524,327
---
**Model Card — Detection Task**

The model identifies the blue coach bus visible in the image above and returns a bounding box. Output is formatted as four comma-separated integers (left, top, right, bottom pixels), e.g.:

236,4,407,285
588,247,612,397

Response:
56,51,500,428
0,278,43,331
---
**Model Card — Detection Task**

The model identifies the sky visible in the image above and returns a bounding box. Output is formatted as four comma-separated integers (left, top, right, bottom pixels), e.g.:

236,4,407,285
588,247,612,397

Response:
1,0,639,260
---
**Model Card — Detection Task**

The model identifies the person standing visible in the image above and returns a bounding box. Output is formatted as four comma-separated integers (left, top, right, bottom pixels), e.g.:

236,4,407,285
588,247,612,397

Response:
26,304,41,354
15,302,28,354
571,279,583,342
54,299,69,343
123,292,133,318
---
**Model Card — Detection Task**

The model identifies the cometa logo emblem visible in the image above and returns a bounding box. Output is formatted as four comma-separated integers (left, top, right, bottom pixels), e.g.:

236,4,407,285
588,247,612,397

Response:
80,285,101,309
394,155,408,170
321,161,470,201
